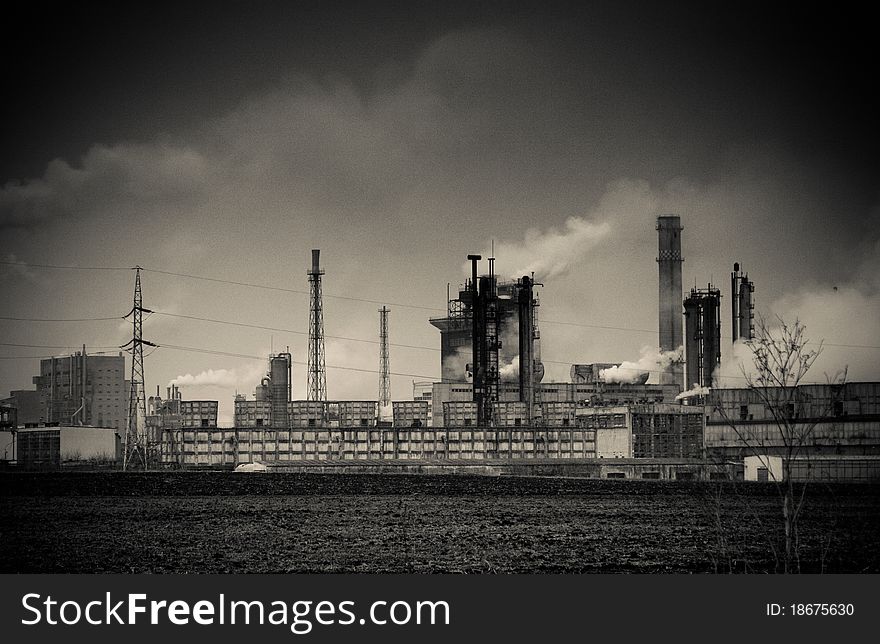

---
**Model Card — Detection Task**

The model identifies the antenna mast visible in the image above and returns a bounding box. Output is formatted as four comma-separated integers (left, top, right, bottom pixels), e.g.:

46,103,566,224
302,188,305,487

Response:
378,306,390,407
307,250,327,401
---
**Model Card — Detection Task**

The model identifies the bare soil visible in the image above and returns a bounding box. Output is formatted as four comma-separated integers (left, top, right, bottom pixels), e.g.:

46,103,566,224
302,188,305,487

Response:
1,472,877,573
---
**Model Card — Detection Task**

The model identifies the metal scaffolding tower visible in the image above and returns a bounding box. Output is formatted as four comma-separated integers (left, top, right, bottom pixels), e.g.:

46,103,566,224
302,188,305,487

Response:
378,306,390,407
307,249,327,401
122,267,155,470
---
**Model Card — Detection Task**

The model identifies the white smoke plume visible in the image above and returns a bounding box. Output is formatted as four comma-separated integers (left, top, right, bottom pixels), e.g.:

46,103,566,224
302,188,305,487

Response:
599,346,682,384
170,368,238,388
713,339,756,387
442,347,472,382
499,355,519,381
675,384,711,400
475,216,611,280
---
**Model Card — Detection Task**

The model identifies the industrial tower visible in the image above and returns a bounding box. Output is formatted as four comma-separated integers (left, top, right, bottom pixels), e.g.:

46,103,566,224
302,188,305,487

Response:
307,249,327,401
378,306,390,406
684,284,722,389
122,267,155,470
730,263,755,343
657,215,684,389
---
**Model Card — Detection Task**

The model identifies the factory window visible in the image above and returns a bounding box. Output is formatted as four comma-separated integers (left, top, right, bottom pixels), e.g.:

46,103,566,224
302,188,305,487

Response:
606,472,625,479
256,419,264,426
360,419,368,426
514,418,522,426
201,419,209,427
464,419,472,426
675,472,695,480
308,419,316,427
641,472,661,479
562,418,570,426
739,405,748,420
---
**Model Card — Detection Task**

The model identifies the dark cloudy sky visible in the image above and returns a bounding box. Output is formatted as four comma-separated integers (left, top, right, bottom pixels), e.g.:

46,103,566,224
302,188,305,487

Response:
2,1,878,423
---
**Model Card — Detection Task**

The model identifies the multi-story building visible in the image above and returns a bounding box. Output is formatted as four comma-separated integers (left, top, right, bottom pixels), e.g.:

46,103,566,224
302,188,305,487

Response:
0,390,41,425
30,351,127,432
704,382,880,459
431,380,681,428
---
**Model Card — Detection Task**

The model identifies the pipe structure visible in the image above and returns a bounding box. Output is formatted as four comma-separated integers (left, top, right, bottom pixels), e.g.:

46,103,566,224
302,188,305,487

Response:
467,255,485,425
517,275,534,424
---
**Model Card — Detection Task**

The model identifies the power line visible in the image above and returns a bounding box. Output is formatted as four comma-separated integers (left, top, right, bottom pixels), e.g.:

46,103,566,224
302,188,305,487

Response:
157,342,440,380
3,259,879,349
0,342,119,350
0,315,122,322
0,260,131,271
150,310,440,352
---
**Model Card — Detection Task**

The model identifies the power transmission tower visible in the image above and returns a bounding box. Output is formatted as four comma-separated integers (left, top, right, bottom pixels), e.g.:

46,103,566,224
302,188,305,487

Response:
307,249,327,401
122,266,156,470
378,306,390,406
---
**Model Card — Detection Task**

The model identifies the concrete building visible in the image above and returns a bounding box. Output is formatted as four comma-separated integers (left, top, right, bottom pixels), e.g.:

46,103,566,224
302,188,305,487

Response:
705,382,880,459
16,425,120,467
578,404,705,459
29,350,127,432
431,380,681,427
147,385,218,431
1,390,41,425
412,381,434,426
744,454,880,482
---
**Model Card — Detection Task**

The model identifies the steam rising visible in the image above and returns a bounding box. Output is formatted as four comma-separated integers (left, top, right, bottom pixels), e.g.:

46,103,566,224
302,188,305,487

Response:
675,384,711,400
170,368,238,388
499,355,519,380
599,346,682,384
476,216,611,280
442,347,472,382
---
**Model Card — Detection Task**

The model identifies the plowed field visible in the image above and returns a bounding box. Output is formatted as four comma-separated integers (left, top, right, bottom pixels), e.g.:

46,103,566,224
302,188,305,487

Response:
2,472,878,573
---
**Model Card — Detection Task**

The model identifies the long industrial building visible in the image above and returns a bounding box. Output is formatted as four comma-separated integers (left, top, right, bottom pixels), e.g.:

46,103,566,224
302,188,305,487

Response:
3,222,878,482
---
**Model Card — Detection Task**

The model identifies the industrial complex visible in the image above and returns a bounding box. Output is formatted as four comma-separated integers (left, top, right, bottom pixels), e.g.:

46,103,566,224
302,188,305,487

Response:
2,216,879,482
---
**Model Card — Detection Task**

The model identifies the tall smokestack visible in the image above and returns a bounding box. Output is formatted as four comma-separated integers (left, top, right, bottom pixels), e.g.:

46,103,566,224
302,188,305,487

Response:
657,215,683,388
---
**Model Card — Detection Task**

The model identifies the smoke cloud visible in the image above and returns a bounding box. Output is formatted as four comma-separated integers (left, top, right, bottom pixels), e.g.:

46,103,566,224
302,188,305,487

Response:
442,347,472,382
675,384,711,400
170,368,238,388
476,216,611,280
499,355,519,381
599,346,682,384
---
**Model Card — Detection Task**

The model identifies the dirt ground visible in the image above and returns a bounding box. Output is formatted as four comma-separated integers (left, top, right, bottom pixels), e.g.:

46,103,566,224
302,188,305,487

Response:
1,472,878,573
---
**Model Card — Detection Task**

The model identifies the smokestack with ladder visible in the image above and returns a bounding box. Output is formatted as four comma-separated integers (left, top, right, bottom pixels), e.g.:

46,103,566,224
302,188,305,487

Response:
657,215,684,389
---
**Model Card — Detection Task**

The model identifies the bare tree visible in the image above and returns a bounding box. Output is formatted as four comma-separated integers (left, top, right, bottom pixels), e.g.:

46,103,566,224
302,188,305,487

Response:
712,315,847,573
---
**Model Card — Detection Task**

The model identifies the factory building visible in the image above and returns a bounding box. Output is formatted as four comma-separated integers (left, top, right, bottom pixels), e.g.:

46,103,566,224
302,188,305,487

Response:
147,385,218,431
412,381,434,426
744,455,880,482
431,380,681,428
14,425,120,468
578,404,705,459
0,390,41,425
27,350,128,432
705,382,880,459
392,401,429,427
683,285,722,389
